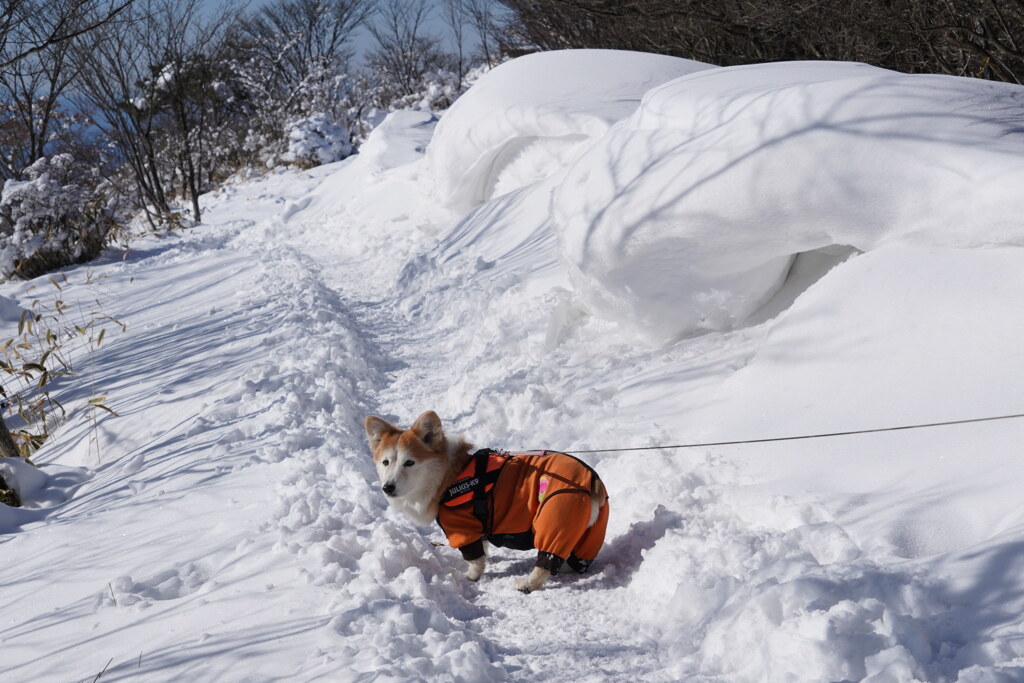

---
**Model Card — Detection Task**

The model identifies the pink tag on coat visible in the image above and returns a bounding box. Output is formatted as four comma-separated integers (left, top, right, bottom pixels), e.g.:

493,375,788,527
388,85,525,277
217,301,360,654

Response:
538,476,550,502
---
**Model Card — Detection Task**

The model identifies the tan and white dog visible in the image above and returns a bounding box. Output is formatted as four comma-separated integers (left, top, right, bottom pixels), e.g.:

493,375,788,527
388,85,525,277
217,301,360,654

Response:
365,411,609,593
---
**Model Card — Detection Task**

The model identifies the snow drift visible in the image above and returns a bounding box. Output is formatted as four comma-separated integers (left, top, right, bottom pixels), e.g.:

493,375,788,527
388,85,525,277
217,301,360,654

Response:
550,60,1024,342
428,49,714,211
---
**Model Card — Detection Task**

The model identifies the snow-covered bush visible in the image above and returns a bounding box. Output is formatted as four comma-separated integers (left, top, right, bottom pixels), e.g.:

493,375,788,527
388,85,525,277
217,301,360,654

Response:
387,69,463,111
370,63,493,115
0,155,116,280
340,62,493,150
282,113,353,167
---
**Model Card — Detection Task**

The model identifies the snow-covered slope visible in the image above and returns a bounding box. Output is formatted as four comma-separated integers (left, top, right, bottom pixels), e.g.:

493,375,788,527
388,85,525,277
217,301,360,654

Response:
554,60,1024,342
428,49,714,211
3,50,1024,681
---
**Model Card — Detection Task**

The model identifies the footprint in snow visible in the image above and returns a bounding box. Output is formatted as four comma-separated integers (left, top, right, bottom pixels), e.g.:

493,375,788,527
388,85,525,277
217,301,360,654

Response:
97,562,210,610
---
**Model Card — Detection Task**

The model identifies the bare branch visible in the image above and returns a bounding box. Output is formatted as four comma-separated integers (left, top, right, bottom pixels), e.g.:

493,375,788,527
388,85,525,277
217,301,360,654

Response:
0,0,137,70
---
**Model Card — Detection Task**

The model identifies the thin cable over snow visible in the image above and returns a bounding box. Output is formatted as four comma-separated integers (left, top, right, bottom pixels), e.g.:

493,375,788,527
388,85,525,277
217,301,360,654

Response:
571,411,1024,454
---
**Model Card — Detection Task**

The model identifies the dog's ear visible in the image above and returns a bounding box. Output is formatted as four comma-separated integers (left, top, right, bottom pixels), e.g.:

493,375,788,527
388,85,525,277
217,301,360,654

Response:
364,416,398,451
410,411,444,449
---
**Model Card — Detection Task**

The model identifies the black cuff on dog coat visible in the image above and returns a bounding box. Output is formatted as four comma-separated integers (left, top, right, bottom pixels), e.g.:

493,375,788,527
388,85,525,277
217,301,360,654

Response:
459,539,485,561
535,551,565,575
567,553,591,574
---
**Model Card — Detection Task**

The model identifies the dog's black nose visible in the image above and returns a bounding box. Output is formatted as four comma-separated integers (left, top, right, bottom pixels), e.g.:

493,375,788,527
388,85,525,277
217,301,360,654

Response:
382,482,396,496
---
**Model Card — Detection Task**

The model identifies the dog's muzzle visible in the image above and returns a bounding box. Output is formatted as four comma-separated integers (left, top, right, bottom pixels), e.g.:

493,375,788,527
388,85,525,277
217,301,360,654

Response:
381,482,397,497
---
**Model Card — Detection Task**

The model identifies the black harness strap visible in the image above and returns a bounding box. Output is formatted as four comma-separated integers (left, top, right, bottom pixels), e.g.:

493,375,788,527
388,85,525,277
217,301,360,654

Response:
471,449,493,534
440,449,537,550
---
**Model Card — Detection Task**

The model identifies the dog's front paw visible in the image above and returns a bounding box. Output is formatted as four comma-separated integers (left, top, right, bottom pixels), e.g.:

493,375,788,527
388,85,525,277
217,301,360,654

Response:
466,556,486,582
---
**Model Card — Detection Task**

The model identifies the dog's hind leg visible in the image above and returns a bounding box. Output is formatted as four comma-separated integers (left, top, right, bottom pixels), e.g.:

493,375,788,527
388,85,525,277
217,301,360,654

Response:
514,567,551,594
517,492,593,592
567,499,609,573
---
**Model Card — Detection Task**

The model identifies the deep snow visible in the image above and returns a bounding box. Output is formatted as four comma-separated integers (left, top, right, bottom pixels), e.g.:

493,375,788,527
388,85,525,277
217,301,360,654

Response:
3,50,1024,681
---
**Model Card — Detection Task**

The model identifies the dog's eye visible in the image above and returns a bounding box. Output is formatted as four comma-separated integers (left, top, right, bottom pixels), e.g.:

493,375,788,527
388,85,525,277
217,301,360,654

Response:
403,460,414,467
381,459,390,467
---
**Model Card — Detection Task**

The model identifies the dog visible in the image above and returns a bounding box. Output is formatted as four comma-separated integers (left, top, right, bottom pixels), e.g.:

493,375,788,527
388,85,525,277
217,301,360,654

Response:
364,411,609,593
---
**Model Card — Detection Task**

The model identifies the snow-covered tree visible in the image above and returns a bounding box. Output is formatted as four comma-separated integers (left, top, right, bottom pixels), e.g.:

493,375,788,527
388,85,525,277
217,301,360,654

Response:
365,0,454,108
228,0,371,167
72,0,244,225
0,0,125,280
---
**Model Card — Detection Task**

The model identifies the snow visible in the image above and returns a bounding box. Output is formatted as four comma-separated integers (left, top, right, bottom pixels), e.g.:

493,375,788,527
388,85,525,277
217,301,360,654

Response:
552,60,1024,343
3,49,1024,681
428,49,715,211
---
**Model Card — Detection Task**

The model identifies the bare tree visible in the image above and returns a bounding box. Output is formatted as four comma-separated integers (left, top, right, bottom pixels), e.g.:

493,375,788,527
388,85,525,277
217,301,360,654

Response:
72,13,170,226
442,0,468,85
493,0,1024,83
71,0,239,224
148,0,239,222
232,0,373,116
0,30,80,180
924,0,1024,83
1,0,144,181
367,0,450,103
0,0,136,70
464,0,501,66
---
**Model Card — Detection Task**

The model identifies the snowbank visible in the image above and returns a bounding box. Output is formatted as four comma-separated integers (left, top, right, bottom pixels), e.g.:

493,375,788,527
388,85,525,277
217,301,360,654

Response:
0,456,85,531
427,49,714,211
358,110,437,170
0,457,46,501
701,245,1024,554
552,61,1024,342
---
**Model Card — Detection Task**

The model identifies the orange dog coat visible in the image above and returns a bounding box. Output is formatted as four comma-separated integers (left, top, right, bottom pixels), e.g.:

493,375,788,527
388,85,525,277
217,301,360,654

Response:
436,450,609,574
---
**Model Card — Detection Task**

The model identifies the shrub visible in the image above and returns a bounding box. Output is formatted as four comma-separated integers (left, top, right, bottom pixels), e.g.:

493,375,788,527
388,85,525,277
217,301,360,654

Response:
0,154,117,281
282,112,353,167
0,274,122,459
